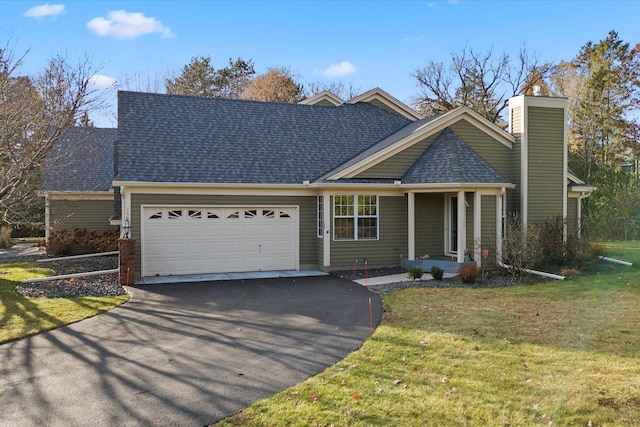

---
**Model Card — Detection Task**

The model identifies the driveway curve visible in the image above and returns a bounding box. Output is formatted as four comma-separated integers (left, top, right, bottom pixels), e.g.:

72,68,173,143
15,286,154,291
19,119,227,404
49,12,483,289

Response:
0,275,382,426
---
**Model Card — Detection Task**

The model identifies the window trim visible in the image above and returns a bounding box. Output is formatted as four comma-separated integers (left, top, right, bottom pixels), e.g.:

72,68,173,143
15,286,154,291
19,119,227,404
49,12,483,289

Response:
333,194,379,241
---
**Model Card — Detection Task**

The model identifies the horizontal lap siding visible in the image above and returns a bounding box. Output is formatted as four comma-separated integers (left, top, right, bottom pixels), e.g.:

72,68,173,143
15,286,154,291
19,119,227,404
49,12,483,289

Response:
49,199,114,231
355,134,439,179
481,195,497,269
527,107,565,224
130,194,318,278
449,120,513,182
415,194,444,257
567,197,578,237
330,196,407,268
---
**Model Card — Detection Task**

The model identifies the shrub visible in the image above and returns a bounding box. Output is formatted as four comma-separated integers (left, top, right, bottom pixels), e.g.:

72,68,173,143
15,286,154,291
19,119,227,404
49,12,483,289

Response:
0,226,12,249
500,214,543,279
458,264,480,284
407,265,424,281
430,265,444,280
47,228,119,256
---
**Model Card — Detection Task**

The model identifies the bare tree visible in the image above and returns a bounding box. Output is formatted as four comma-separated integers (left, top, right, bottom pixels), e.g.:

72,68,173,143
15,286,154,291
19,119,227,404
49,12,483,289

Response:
413,44,552,127
304,80,360,101
0,44,102,225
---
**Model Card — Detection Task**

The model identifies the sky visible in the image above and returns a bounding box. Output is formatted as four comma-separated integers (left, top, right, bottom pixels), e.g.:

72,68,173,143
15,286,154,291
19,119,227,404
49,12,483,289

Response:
2,0,639,127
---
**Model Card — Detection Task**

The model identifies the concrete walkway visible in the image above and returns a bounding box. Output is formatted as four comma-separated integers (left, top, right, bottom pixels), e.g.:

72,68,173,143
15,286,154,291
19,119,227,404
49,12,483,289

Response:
355,272,456,286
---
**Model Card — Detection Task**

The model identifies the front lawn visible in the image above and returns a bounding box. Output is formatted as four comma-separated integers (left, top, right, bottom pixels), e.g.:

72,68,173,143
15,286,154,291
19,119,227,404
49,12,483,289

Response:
215,242,640,426
0,262,129,344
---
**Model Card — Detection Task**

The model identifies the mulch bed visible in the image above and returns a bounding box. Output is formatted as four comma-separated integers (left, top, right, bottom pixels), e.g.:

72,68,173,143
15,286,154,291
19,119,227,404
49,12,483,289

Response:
14,255,126,298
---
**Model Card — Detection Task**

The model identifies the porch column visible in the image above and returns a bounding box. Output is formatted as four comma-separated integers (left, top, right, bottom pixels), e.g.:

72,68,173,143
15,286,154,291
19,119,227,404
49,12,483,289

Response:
323,192,331,267
473,192,482,266
496,189,505,265
457,191,466,263
408,191,415,260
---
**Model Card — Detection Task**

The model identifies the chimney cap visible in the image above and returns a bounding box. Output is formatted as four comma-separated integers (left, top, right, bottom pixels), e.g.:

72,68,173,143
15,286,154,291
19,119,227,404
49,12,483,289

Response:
533,85,542,96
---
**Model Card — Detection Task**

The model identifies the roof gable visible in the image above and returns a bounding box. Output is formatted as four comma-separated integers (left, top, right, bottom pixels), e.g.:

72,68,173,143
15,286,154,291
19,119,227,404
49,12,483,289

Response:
326,106,514,180
347,87,423,121
116,91,411,184
402,128,508,184
298,91,344,106
41,127,116,192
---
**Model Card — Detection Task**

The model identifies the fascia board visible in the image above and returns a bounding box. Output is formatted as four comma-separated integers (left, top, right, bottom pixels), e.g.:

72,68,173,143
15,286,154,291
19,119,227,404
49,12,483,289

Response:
347,88,423,121
298,91,344,106
39,190,113,200
328,107,514,180
400,182,516,191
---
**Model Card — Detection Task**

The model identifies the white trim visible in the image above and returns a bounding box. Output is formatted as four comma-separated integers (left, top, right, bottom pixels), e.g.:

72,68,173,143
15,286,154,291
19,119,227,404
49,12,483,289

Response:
473,192,482,266
562,99,569,244
457,191,465,264
332,194,379,241
329,107,514,180
401,183,516,192
140,204,300,277
347,87,423,121
298,91,344,106
408,191,415,260
322,193,331,267
43,191,113,201
44,194,50,240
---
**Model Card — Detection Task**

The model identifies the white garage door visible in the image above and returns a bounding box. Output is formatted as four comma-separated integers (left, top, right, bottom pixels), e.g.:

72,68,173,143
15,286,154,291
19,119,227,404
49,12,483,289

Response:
142,206,298,277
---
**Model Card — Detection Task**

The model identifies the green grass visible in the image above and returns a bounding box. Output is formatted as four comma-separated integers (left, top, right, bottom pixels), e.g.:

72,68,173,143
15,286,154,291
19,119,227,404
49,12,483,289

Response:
215,242,640,426
0,262,129,344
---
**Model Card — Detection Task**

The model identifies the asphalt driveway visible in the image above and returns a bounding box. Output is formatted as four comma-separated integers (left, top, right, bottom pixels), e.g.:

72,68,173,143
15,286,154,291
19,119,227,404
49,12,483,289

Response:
0,275,382,427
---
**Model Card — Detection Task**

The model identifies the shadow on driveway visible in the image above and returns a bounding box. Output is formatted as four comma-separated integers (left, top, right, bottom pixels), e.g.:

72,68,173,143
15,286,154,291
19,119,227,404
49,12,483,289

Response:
0,275,382,426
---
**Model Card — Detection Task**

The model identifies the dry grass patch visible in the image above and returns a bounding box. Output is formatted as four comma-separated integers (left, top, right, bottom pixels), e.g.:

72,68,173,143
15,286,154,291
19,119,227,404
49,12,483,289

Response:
215,242,640,426
0,262,128,343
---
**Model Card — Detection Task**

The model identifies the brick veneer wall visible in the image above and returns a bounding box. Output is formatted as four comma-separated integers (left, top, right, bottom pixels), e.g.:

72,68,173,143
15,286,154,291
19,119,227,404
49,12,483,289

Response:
118,238,136,285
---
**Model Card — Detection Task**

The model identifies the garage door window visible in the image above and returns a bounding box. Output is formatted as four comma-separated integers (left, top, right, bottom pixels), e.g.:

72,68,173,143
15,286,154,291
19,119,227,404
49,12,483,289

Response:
333,195,378,241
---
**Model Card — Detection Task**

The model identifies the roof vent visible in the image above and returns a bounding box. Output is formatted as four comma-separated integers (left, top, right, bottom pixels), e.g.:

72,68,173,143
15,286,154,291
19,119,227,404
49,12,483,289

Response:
533,85,541,96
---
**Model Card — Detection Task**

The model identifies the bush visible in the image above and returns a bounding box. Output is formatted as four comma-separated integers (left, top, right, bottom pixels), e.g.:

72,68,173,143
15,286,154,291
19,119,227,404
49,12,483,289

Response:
458,264,480,284
47,228,119,256
430,265,444,280
407,265,424,281
0,226,12,249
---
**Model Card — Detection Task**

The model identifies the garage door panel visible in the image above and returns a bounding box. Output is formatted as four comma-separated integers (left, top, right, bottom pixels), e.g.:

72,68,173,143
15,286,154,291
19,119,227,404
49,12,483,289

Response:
143,206,298,277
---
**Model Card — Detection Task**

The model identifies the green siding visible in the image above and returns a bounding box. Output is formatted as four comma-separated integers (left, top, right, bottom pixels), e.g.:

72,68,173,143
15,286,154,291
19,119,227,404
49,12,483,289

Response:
567,197,578,237
465,193,474,256
49,199,114,232
415,193,445,257
130,194,318,278
527,106,565,224
330,196,407,268
509,107,522,215
480,195,497,269
449,120,512,182
356,133,439,179
356,119,513,181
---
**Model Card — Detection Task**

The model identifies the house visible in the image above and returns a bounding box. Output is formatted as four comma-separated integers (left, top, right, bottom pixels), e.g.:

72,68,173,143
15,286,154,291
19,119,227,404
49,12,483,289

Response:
41,127,118,240
112,88,593,280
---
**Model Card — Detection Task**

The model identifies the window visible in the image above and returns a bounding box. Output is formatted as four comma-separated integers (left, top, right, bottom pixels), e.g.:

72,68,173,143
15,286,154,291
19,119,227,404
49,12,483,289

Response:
317,196,323,238
333,195,378,240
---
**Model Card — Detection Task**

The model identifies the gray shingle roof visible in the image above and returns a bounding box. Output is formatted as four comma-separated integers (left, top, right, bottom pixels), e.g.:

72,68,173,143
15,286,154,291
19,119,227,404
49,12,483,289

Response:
116,91,411,184
318,114,442,180
402,128,508,184
41,127,116,192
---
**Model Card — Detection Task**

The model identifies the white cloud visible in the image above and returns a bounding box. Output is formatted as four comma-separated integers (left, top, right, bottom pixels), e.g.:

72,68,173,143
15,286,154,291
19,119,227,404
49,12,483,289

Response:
87,10,174,40
321,61,357,78
89,74,117,89
24,4,65,19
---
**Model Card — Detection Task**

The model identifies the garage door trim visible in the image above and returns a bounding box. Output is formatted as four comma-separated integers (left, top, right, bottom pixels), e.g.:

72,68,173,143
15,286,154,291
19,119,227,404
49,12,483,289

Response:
140,204,299,277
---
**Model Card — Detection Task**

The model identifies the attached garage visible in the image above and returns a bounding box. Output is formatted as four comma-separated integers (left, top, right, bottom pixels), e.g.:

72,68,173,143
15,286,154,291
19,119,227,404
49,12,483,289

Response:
141,206,298,277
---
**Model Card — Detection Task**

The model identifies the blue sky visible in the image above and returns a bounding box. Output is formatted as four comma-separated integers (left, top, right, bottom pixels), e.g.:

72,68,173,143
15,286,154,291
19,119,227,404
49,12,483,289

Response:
2,1,639,127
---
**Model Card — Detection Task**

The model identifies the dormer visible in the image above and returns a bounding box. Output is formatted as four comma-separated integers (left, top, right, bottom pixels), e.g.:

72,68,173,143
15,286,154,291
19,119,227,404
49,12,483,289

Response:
347,87,423,121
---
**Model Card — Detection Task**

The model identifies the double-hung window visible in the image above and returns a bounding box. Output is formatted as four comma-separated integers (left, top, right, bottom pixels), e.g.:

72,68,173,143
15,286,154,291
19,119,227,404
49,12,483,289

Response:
333,195,378,240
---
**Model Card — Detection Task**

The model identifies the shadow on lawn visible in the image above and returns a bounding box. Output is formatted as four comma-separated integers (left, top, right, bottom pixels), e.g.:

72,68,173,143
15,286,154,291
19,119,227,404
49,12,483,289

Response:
0,275,382,426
